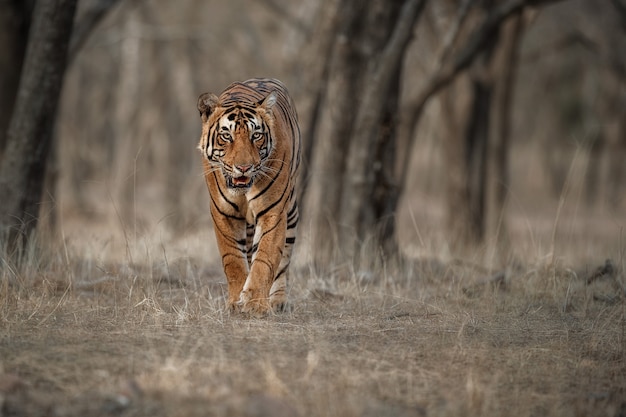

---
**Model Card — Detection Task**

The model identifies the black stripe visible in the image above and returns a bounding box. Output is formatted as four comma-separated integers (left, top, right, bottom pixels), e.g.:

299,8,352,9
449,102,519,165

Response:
213,171,240,213
210,194,245,221
253,257,275,277
249,242,258,254
256,182,289,220
212,220,245,253
286,202,299,229
287,217,299,228
287,202,298,220
250,151,285,202
259,216,284,240
285,237,296,244
274,264,289,281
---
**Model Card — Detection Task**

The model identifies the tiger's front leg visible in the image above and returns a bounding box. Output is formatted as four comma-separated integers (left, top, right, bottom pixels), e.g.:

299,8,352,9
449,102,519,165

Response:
210,209,249,312
239,213,286,316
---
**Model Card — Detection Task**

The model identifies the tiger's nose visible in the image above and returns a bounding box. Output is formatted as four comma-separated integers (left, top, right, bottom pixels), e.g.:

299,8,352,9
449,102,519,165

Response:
236,164,253,173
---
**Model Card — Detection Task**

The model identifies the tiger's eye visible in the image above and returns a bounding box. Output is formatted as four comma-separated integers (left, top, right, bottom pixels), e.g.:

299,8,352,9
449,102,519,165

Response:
252,132,263,141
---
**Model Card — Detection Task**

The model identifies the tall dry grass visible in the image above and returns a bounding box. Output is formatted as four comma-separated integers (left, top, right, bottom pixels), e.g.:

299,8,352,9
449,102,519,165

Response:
2,0,625,414
1,175,624,417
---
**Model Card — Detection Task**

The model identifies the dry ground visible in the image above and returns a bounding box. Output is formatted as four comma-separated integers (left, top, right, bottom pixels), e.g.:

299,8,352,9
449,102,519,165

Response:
1,224,624,417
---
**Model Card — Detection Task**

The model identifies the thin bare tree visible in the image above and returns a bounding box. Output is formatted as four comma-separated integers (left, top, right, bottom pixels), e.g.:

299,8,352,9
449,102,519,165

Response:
397,0,566,253
300,0,569,267
302,0,427,268
0,0,78,257
0,1,34,157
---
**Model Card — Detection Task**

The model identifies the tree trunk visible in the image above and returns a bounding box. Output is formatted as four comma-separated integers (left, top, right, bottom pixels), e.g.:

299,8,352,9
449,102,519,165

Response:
0,0,77,256
300,0,365,266
441,32,498,251
397,0,568,223
39,0,121,236
428,6,525,255
0,1,34,156
339,0,426,263
302,0,425,269
293,0,340,208
441,75,474,249
486,12,523,260
112,10,140,231
365,66,402,259
464,77,492,244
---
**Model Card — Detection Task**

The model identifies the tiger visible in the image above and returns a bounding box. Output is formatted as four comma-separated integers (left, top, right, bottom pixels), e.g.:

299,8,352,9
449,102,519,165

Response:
197,78,301,315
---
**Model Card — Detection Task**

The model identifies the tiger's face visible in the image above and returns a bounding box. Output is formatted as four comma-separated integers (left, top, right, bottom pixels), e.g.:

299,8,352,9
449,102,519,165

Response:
198,92,277,194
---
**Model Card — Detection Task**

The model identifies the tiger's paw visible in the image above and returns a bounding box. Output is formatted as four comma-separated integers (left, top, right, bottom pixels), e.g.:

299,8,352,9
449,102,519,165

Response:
239,288,272,317
227,299,242,314
270,292,289,312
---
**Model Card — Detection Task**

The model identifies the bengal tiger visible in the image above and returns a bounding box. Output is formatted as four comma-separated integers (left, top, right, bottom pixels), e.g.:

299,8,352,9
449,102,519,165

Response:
197,78,301,315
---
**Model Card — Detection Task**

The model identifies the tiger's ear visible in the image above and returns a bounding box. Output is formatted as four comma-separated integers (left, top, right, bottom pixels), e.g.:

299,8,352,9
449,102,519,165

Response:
197,93,220,122
257,91,277,112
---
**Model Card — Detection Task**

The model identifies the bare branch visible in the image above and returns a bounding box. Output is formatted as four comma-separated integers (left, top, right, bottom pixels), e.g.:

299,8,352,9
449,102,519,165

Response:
521,30,600,64
413,0,568,113
611,0,626,33
436,0,476,70
377,0,428,78
398,0,569,191
256,0,312,35
69,0,121,62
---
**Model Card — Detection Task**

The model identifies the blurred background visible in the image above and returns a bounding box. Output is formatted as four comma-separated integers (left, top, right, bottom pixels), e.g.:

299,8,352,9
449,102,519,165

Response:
2,0,624,268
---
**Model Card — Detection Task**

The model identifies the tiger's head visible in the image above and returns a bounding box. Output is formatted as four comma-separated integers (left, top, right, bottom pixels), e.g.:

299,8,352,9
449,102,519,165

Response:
197,91,277,194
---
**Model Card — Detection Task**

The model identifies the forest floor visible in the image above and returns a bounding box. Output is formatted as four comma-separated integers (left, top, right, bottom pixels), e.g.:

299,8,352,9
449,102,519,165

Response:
1,220,625,417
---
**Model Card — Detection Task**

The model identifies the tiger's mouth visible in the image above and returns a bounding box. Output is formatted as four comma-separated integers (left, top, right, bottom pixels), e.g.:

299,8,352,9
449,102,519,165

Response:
227,175,253,189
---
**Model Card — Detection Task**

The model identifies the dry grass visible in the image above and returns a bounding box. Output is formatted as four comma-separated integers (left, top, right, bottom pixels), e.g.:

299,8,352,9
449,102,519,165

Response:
1,210,625,417
3,1,622,414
